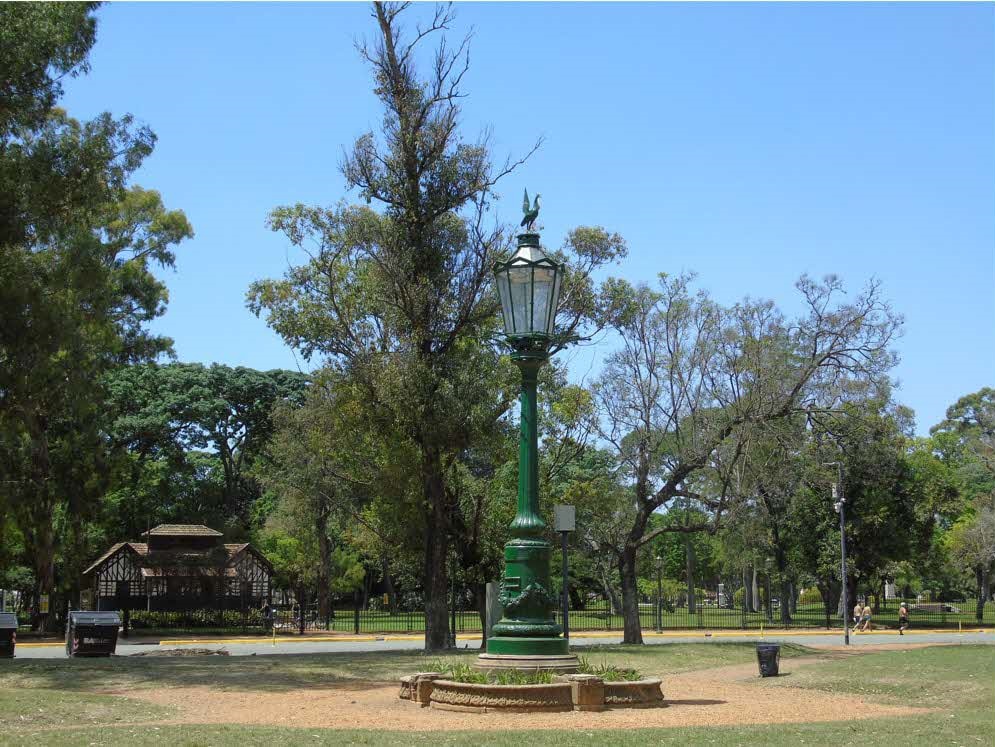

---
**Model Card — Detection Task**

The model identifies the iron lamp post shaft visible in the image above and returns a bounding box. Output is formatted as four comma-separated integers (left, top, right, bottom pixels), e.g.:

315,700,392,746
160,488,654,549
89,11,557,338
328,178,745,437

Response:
511,356,544,534
561,530,570,641
826,460,849,647
839,483,849,647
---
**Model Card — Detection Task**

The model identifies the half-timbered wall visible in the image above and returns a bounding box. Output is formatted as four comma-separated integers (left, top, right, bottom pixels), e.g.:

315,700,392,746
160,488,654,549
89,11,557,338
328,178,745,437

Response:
95,550,143,600
233,551,271,603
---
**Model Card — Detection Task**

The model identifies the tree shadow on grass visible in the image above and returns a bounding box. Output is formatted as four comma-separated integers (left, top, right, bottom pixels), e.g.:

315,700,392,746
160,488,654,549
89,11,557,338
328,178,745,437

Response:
0,649,480,693
0,642,819,696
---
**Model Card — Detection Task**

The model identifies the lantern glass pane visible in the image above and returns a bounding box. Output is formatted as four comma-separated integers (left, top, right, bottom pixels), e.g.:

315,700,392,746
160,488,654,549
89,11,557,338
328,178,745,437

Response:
531,266,555,335
509,265,531,334
496,268,514,335
545,267,562,334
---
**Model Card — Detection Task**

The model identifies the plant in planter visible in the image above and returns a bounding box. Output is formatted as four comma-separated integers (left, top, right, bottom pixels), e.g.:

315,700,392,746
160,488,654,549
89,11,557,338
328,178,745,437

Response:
576,655,642,681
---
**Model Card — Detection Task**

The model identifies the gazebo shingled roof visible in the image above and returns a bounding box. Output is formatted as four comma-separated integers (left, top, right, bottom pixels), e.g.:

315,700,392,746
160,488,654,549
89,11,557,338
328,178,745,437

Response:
141,524,223,537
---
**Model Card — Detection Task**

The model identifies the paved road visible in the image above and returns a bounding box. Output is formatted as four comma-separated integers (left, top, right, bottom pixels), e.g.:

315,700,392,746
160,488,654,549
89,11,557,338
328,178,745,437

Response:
14,630,993,658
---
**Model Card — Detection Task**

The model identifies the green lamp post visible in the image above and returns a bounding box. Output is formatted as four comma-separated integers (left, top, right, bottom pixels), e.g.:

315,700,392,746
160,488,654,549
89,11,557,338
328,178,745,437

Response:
478,191,578,672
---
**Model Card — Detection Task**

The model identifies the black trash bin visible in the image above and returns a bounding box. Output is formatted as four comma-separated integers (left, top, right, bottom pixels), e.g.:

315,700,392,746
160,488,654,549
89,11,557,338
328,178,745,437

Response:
756,643,781,677
66,611,121,657
0,613,17,658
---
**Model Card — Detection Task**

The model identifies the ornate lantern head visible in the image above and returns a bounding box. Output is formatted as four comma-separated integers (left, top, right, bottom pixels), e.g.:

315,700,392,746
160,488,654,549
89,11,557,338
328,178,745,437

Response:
494,233,564,345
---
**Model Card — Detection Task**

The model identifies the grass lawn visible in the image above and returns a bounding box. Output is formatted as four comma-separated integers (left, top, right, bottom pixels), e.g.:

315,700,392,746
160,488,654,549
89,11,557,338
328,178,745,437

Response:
0,641,798,693
0,643,991,745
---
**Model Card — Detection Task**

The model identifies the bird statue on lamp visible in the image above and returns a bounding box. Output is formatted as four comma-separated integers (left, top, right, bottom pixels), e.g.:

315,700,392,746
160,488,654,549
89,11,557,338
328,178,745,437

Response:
521,189,541,232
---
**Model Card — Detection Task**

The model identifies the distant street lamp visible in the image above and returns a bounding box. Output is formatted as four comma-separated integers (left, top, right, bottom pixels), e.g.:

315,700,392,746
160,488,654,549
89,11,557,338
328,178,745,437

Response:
655,556,663,633
824,461,849,647
479,198,577,672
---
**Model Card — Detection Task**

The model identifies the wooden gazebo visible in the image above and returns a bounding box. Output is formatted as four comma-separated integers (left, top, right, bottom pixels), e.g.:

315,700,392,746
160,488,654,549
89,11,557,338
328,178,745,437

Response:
83,524,272,616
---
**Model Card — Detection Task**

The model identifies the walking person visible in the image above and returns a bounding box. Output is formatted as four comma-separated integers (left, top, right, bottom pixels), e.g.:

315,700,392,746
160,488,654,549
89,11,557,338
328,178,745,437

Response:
860,604,873,632
898,602,909,635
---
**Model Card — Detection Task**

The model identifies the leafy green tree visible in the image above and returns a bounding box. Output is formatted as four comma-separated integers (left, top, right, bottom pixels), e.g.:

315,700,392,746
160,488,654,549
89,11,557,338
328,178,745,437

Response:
105,362,308,529
0,6,200,629
255,373,388,620
594,273,901,643
946,508,995,621
248,2,625,650
0,2,97,140
931,388,995,510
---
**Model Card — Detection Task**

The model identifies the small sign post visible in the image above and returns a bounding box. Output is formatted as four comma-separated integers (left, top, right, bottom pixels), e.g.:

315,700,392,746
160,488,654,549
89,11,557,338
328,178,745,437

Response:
553,505,575,641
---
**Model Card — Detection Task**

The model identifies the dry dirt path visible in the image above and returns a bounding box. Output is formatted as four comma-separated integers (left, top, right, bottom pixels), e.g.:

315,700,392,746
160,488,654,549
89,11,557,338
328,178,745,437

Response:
108,652,930,732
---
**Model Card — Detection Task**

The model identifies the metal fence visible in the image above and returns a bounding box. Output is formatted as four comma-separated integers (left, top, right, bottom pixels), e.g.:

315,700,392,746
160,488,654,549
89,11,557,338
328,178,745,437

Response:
263,596,994,635
91,593,994,636
551,596,994,632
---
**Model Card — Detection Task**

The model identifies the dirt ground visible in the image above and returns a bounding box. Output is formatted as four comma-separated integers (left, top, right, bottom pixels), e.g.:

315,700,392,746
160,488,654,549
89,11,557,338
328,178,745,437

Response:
108,654,930,731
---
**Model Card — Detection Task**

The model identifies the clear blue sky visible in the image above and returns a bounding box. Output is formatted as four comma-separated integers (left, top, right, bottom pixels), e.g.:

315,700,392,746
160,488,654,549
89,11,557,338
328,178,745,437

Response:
60,2,994,434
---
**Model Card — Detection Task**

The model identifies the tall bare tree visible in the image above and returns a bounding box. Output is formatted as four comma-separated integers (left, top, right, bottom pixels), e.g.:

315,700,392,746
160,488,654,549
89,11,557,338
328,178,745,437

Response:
594,273,901,643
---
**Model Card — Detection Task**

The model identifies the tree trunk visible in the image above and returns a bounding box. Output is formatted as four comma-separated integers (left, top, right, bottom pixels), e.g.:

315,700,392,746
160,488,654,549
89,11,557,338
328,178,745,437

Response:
751,567,760,613
818,578,838,627
619,546,644,644
361,566,372,610
298,584,306,634
685,536,696,615
774,547,791,625
315,508,331,622
24,417,57,632
421,446,450,651
779,577,792,625
382,557,396,615
842,576,858,618
597,564,620,614
976,566,990,623
30,524,56,632
763,573,773,622
743,567,753,612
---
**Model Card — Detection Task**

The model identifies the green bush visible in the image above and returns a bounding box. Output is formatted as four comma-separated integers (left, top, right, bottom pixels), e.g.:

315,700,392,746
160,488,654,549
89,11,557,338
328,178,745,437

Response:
799,587,823,606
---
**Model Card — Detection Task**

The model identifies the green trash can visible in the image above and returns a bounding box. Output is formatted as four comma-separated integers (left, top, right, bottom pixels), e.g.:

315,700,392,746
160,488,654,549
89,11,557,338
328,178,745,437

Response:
756,643,780,677
0,613,17,658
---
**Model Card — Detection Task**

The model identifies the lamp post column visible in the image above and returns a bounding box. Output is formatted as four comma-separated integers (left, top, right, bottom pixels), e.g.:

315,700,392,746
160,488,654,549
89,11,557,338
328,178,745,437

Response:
480,218,577,672
484,350,569,659
513,356,543,535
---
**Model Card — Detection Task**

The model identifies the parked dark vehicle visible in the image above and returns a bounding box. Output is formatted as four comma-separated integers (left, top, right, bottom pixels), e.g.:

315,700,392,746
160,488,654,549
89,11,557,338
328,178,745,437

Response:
0,613,17,658
66,611,120,657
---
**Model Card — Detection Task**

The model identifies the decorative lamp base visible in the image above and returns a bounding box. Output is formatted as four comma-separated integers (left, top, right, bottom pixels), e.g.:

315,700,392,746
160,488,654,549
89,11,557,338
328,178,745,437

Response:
476,651,579,673
484,635,571,657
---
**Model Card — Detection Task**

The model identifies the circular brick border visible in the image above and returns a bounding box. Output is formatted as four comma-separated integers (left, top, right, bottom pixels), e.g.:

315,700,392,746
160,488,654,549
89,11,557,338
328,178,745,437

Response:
400,673,665,712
